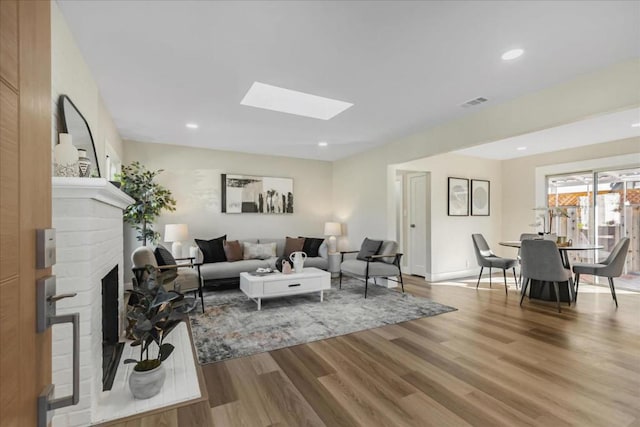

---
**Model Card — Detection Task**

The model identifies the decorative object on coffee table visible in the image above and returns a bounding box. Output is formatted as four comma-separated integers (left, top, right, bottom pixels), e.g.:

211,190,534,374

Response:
289,251,307,273
221,173,294,213
53,133,79,177
448,177,469,216
471,179,490,216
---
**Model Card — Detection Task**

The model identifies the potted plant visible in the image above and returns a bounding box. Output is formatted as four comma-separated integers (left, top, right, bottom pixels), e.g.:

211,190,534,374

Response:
124,266,192,399
118,161,176,245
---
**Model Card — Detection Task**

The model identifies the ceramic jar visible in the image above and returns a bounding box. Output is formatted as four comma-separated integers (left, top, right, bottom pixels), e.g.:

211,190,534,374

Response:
54,133,79,177
78,149,92,177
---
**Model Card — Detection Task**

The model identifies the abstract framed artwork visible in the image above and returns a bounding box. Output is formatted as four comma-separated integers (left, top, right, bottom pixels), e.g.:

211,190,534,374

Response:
471,179,490,216
221,174,294,214
448,177,469,216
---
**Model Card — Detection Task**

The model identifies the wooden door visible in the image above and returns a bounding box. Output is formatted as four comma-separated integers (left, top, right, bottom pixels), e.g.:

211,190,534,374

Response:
1,1,52,425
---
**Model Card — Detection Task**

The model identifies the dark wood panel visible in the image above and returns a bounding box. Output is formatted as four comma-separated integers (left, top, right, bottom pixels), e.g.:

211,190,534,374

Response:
0,0,18,89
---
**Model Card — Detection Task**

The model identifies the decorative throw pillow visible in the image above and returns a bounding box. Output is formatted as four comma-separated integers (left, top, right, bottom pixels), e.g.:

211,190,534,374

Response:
154,244,176,266
195,235,227,264
299,236,324,258
284,237,305,258
356,238,383,261
223,240,243,262
243,242,277,260
376,241,398,264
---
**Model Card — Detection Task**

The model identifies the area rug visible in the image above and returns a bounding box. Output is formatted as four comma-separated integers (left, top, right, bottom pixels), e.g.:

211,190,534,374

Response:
188,277,456,364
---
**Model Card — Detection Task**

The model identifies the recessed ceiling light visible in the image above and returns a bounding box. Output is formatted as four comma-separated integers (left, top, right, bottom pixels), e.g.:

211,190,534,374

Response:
501,48,524,61
632,122,640,128
186,123,199,129
517,146,527,151
318,141,328,147
240,82,353,120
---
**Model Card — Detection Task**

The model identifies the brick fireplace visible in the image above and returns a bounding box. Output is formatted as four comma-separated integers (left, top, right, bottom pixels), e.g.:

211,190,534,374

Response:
51,177,133,427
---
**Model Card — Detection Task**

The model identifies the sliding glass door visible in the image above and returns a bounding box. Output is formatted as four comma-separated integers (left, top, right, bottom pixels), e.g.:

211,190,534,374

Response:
547,167,639,290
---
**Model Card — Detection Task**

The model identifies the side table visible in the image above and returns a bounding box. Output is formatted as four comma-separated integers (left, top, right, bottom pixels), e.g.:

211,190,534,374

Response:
328,252,342,278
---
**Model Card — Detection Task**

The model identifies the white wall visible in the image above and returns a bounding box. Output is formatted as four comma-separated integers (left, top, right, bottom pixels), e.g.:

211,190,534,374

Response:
501,137,640,243
393,153,503,281
51,1,124,175
123,140,334,279
333,59,640,257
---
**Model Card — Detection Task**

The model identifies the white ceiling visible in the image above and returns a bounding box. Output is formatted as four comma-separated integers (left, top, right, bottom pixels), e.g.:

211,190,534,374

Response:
455,108,640,160
57,1,640,161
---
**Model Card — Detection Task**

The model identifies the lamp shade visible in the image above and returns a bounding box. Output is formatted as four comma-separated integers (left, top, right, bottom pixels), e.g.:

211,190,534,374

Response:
164,224,188,242
324,222,342,236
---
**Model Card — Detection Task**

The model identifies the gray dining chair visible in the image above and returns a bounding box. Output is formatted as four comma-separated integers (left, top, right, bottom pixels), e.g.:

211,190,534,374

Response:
471,234,517,295
572,237,629,307
517,233,539,287
519,239,573,313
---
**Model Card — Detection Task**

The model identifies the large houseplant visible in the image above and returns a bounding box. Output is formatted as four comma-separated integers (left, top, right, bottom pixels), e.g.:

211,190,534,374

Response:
124,266,192,399
118,161,176,245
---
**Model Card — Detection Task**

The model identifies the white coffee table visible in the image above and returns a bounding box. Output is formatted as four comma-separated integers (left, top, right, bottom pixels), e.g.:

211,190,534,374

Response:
239,267,331,310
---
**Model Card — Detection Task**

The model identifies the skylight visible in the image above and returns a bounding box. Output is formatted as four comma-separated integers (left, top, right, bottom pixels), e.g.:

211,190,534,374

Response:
240,82,353,120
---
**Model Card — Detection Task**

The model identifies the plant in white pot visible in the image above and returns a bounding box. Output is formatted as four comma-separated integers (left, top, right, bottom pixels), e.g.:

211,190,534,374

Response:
124,266,193,399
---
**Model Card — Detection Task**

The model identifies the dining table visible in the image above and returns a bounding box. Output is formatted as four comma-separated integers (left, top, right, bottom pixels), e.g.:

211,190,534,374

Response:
499,240,604,302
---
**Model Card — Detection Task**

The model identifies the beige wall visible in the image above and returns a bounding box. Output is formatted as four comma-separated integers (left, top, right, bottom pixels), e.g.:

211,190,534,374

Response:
393,153,503,280
123,140,334,277
501,137,640,244
334,59,640,262
51,1,123,175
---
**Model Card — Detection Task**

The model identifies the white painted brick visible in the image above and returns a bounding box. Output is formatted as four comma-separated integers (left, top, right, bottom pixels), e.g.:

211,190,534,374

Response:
67,410,92,426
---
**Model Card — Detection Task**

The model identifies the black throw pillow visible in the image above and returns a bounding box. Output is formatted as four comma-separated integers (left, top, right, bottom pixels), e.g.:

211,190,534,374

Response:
299,236,324,257
195,235,227,264
154,244,176,266
356,238,383,261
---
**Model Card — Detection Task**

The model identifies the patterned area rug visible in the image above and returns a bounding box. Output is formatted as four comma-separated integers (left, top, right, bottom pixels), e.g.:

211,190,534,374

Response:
188,277,456,364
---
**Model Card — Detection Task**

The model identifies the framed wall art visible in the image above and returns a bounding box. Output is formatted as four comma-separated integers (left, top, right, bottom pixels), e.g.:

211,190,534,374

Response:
221,174,294,214
448,177,469,216
471,179,490,216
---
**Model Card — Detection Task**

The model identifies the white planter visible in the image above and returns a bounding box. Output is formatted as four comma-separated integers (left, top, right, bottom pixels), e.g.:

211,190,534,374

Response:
128,363,166,399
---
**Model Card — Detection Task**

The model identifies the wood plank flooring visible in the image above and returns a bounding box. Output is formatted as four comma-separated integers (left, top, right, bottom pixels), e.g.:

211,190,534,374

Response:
107,275,640,427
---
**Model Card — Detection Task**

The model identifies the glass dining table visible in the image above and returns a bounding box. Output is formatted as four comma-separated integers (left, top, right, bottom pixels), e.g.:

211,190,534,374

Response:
499,240,604,302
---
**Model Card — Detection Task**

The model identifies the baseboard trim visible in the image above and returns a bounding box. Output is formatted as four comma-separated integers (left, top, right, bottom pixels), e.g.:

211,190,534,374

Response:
425,268,481,282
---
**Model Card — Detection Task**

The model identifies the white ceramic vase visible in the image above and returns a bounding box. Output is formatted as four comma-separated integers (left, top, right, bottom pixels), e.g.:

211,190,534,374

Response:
54,133,79,177
128,363,166,399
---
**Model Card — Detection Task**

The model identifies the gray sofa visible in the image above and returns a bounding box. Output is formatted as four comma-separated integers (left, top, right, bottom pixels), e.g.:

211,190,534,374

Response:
197,238,329,288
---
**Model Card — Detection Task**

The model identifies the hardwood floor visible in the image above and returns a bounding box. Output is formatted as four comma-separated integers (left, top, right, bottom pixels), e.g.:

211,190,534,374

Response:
109,275,640,427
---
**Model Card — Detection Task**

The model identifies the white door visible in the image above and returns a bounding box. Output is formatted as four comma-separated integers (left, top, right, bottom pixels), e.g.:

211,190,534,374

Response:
409,174,427,276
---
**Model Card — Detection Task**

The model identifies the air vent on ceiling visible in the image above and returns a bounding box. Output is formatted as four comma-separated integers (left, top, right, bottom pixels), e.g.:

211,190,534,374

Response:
461,97,488,108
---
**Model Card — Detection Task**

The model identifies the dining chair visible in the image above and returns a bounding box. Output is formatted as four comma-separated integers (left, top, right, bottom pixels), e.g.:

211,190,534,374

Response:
520,239,573,313
471,234,517,295
572,237,629,307
517,233,539,287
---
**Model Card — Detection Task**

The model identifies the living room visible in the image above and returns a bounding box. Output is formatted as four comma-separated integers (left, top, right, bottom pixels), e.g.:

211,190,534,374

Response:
1,1,639,426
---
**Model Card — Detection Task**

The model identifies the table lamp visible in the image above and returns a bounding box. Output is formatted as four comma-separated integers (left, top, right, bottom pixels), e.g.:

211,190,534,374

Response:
324,222,342,254
164,224,189,257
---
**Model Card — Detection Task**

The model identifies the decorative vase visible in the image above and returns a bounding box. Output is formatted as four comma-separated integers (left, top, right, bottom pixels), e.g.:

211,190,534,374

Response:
54,133,79,177
78,149,92,177
128,363,166,399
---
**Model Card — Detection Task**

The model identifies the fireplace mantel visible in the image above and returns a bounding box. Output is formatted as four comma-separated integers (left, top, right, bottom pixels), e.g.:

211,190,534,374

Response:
52,177,134,209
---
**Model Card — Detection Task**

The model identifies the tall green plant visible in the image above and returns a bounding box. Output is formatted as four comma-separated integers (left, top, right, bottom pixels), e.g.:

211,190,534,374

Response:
118,162,176,245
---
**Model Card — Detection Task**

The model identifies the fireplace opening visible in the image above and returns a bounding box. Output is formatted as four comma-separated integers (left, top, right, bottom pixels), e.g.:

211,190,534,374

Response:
102,265,124,391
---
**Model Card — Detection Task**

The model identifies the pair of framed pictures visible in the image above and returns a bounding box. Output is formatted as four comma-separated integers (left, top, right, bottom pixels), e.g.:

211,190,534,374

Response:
448,177,490,216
